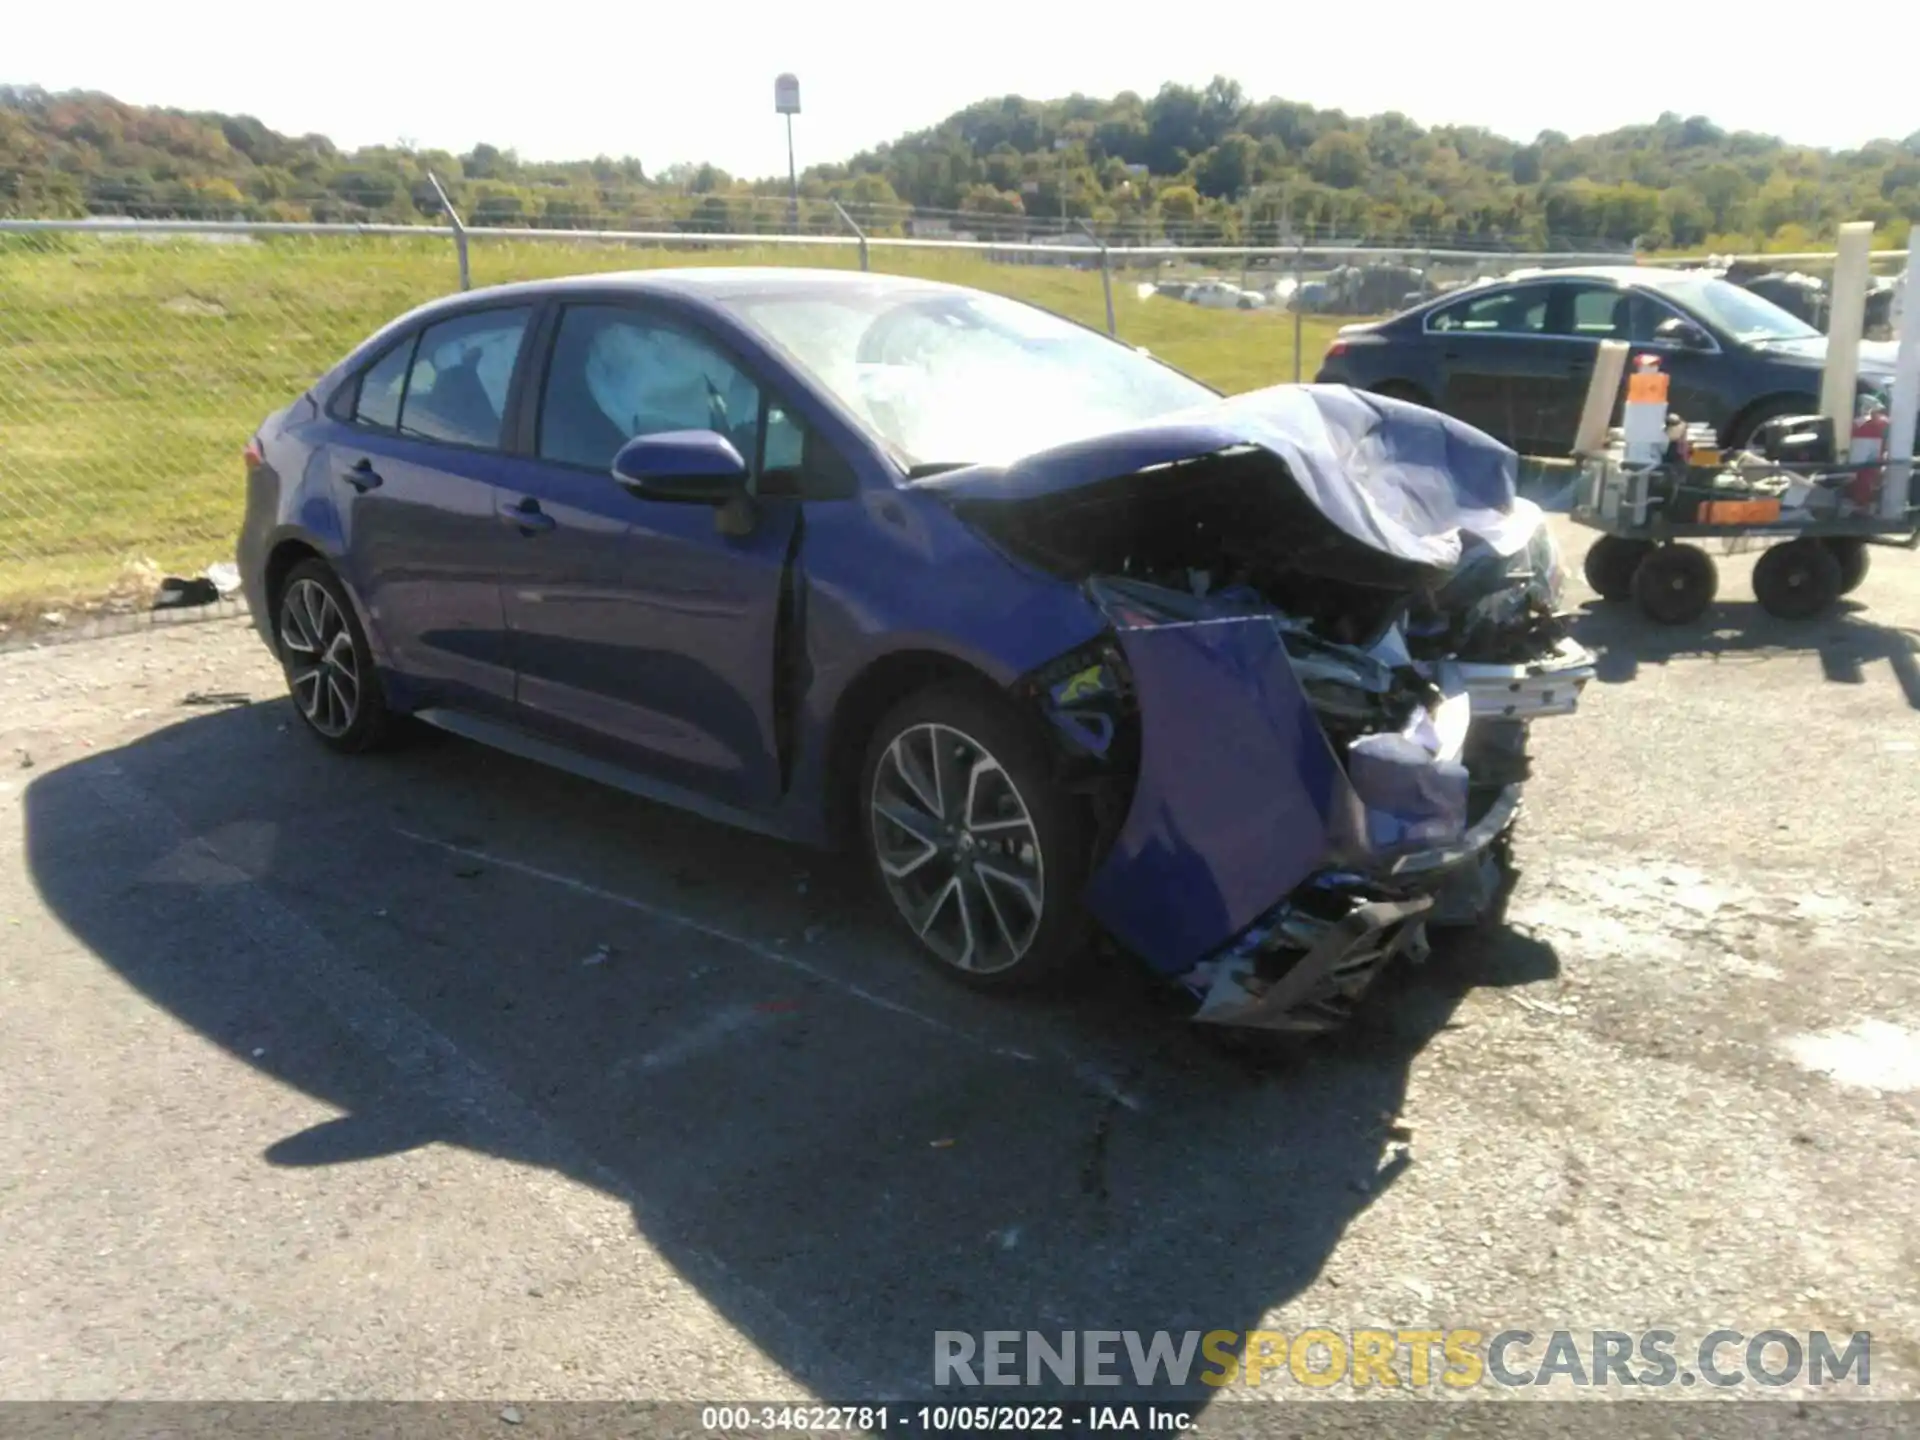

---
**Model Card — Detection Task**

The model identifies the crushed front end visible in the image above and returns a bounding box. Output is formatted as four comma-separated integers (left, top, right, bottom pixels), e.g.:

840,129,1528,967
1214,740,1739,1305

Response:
936,387,1595,1034
1040,573,1564,1035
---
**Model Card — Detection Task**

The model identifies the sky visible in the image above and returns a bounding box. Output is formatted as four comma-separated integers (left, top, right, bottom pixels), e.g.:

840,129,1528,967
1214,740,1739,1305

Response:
11,0,1919,178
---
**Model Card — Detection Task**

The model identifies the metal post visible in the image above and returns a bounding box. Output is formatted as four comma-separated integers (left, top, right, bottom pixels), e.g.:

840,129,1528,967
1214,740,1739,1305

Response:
832,199,869,272
1292,234,1305,383
1882,232,1920,520
1820,221,1874,453
1075,220,1115,337
1054,137,1071,232
785,114,799,235
427,170,469,291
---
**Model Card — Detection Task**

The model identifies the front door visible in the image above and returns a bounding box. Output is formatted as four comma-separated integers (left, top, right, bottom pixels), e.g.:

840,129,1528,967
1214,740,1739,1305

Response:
497,303,801,808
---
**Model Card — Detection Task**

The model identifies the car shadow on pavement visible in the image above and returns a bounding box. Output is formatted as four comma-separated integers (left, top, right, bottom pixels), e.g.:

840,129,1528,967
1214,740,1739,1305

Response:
1569,599,1920,708
23,701,1559,1404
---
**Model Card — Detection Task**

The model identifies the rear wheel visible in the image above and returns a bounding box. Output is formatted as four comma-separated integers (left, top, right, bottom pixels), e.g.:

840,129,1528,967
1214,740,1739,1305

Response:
1826,538,1871,595
1725,394,1817,452
1753,539,1843,619
274,559,392,753
861,683,1092,990
1582,535,1654,602
1632,543,1717,625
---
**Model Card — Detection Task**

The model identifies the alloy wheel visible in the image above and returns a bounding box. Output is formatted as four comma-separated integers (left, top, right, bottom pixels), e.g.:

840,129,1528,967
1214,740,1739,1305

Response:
278,578,360,738
869,722,1045,974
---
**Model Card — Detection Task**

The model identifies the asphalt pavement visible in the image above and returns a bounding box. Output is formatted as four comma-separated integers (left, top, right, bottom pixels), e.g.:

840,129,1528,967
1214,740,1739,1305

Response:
1,517,1916,1414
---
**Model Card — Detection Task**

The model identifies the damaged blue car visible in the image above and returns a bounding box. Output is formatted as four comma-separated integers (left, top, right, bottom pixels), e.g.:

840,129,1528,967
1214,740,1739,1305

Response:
236,268,1595,1034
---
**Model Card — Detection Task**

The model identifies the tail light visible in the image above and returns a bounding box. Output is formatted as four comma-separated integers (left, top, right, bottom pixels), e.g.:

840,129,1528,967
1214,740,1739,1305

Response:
1324,339,1350,359
243,436,264,469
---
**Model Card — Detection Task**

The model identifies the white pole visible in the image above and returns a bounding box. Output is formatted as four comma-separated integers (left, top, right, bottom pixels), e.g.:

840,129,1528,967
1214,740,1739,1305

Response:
1572,339,1630,456
1819,221,1874,454
1883,227,1920,521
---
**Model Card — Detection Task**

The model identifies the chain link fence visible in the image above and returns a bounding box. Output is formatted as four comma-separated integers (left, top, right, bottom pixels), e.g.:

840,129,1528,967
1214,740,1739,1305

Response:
0,217,1895,643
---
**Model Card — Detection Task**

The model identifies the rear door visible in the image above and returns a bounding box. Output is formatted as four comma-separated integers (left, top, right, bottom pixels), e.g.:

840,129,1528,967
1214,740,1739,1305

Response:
1425,282,1555,447
1521,280,1630,454
328,304,537,716
493,301,815,807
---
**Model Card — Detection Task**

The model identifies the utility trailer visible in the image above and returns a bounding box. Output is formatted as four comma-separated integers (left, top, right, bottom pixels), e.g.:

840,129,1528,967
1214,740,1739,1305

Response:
1567,221,1920,624
1570,440,1920,623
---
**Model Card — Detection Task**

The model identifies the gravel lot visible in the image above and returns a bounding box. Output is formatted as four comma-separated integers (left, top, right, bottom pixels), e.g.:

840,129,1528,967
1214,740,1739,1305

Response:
2,516,1917,1413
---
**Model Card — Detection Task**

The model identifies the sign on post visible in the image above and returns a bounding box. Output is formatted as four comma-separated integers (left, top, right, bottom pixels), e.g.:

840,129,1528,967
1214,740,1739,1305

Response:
774,74,800,115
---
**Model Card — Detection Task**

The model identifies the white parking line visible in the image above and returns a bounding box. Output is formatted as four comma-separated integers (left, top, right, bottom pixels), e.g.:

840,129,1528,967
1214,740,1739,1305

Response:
391,827,1147,1110
393,827,1040,1055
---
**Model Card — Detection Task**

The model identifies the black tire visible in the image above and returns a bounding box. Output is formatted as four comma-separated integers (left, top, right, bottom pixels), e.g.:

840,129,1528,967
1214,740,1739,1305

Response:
1582,535,1654,602
272,558,393,753
1631,543,1718,625
1826,538,1871,595
1753,539,1843,620
860,681,1093,991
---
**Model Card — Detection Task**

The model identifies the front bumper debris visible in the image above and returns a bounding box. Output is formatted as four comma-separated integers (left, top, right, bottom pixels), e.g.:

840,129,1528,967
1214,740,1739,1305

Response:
1193,893,1435,1032
1190,780,1524,1033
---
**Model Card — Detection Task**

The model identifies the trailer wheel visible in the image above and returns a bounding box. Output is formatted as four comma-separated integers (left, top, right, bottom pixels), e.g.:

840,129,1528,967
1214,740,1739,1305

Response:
1753,539,1843,619
1632,543,1717,625
1582,535,1654,602
1824,538,1870,595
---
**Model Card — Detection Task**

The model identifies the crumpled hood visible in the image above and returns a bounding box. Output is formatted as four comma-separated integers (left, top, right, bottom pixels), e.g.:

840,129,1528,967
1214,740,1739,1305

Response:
909,383,1527,577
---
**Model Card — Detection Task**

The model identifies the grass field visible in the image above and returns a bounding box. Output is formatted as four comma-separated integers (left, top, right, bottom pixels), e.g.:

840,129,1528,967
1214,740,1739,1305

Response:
0,233,1345,619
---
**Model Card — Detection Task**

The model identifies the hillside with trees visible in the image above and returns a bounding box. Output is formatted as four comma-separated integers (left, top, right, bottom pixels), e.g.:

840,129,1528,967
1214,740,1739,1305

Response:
5,78,1919,250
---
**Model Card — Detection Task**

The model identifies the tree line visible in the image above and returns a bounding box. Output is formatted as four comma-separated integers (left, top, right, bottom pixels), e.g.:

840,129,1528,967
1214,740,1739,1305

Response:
5,79,1919,251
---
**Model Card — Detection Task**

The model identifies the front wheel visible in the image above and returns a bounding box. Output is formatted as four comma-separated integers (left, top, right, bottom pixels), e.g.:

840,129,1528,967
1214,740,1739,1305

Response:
1582,535,1654,602
1632,543,1718,625
861,683,1092,990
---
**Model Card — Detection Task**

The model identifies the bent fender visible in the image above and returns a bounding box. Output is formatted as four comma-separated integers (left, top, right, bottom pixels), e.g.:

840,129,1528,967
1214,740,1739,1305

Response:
1081,617,1370,974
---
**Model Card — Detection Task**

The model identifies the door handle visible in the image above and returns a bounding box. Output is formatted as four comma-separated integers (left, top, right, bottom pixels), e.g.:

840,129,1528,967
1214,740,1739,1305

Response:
501,497,556,534
342,458,383,492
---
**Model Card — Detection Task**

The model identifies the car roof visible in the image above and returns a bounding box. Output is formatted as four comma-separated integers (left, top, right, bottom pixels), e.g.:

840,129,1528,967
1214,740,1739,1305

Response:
423,265,968,316
335,266,978,374
1490,264,1707,289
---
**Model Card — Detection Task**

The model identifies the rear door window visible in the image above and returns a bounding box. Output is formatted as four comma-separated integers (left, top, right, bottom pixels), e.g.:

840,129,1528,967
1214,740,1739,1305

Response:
397,307,535,449
1428,286,1550,336
352,339,414,430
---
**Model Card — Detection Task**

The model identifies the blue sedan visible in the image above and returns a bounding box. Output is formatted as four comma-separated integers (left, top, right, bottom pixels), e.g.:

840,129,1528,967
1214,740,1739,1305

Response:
238,268,1594,1033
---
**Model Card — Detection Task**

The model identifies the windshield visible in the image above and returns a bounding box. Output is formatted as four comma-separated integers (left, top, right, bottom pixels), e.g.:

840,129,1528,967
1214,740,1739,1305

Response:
1649,275,1822,344
728,288,1219,470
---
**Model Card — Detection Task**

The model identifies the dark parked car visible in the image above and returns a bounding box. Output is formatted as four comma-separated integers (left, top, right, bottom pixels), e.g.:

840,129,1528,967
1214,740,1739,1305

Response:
238,269,1592,1035
1315,265,1898,455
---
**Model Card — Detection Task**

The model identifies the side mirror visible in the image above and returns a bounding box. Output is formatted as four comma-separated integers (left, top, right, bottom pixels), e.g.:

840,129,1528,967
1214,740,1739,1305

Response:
611,430,748,504
1653,316,1713,351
